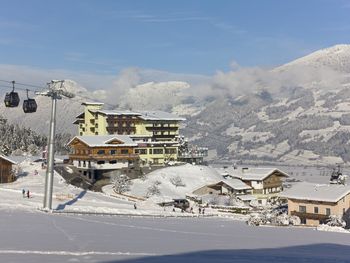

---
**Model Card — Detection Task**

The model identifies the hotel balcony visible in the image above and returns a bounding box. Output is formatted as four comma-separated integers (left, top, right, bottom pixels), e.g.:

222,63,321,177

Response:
69,153,139,160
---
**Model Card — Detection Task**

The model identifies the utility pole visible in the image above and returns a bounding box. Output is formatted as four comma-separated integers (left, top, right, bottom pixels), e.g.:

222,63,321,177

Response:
36,80,74,210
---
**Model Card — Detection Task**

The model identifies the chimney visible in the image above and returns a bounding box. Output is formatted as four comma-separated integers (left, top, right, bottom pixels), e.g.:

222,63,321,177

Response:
242,167,249,173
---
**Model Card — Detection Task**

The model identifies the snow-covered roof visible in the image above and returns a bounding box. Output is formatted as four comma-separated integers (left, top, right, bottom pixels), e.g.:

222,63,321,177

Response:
221,178,252,190
0,155,17,164
220,167,289,181
93,110,142,116
68,135,138,147
88,109,185,121
82,102,104,106
237,194,256,201
138,111,185,121
282,182,350,203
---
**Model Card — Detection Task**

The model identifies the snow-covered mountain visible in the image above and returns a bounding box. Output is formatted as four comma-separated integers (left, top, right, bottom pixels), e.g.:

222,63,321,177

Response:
183,44,350,165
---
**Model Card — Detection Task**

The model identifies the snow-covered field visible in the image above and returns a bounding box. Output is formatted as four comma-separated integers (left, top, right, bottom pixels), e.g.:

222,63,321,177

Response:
0,211,350,263
1,160,350,262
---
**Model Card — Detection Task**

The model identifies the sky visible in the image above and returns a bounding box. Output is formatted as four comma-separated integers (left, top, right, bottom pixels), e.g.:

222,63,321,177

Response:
1,0,350,89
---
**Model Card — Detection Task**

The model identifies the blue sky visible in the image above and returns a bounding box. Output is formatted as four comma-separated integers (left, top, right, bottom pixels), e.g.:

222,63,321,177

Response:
1,0,350,77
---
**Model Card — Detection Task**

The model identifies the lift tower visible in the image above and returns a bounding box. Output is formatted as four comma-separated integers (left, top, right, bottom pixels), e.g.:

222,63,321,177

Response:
36,80,75,210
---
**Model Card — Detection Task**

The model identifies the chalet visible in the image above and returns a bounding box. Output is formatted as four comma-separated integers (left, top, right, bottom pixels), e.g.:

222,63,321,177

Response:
193,178,252,196
0,155,17,183
67,135,139,181
220,167,289,205
282,182,350,226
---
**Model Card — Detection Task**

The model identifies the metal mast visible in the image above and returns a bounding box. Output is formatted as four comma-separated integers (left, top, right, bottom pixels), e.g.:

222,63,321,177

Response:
36,80,75,210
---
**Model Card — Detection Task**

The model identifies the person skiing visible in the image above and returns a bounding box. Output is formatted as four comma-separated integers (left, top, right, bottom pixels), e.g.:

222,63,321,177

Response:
22,189,25,198
27,190,30,199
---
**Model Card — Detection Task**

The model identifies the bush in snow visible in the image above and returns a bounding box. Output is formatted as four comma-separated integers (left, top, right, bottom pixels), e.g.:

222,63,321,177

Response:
169,176,186,187
326,215,346,228
111,174,132,194
208,195,220,205
146,181,161,197
275,213,290,226
289,215,301,226
247,213,267,226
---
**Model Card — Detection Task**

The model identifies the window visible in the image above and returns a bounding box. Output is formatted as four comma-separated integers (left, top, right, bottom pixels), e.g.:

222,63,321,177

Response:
299,206,306,213
97,150,105,155
78,160,81,167
135,149,147,154
83,161,86,167
300,218,306,224
326,208,331,216
110,150,116,155
97,160,105,165
153,149,164,154
109,160,117,164
121,149,129,154
314,207,319,214
149,149,152,154
165,148,177,154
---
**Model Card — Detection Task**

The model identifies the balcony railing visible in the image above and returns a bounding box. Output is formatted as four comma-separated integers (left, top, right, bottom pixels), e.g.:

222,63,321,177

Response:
291,211,329,220
70,153,139,160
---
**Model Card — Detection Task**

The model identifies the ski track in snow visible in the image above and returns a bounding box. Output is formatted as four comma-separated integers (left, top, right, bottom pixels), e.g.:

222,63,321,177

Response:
63,214,232,238
50,216,75,242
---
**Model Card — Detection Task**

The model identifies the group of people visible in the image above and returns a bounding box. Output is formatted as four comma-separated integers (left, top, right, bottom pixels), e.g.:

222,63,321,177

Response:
172,206,206,214
22,189,31,199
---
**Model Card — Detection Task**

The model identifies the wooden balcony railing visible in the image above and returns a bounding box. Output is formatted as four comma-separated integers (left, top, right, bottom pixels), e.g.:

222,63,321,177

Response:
291,211,329,220
69,154,139,160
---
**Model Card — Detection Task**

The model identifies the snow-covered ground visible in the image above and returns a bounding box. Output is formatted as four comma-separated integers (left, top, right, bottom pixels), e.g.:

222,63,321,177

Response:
0,161,197,217
0,211,350,263
126,164,222,202
1,161,350,262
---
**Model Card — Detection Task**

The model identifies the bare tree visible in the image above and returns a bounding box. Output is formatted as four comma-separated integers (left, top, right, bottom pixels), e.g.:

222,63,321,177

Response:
170,176,185,187
111,174,132,194
146,181,161,197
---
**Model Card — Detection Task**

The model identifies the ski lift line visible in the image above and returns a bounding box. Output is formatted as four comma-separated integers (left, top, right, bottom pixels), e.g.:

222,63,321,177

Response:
0,79,44,89
183,124,334,167
0,84,38,93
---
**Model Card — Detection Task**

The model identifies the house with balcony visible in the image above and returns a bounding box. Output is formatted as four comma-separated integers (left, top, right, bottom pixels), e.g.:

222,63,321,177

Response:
282,182,350,226
219,167,289,205
67,135,139,181
73,102,185,166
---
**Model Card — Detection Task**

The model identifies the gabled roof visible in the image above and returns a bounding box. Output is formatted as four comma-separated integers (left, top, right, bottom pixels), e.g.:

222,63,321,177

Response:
220,167,289,181
0,155,17,165
220,178,252,190
282,182,350,203
67,135,138,147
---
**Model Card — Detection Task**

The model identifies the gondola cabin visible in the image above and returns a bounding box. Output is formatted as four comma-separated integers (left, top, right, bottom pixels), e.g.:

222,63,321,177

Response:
23,98,37,113
4,92,20,107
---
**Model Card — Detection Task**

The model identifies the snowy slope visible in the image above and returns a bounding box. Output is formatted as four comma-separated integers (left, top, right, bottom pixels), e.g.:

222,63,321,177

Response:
128,164,222,202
